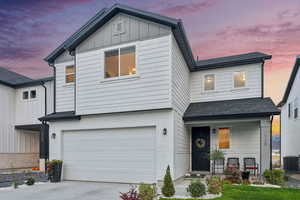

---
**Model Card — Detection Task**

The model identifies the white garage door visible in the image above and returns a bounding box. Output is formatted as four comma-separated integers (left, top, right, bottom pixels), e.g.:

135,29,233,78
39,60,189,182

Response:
62,127,156,183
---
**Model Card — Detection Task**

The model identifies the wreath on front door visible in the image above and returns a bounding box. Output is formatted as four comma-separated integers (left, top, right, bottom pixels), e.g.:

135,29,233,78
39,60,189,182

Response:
195,138,206,148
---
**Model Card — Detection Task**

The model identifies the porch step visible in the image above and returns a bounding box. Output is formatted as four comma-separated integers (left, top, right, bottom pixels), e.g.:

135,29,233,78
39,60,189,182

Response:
184,171,210,179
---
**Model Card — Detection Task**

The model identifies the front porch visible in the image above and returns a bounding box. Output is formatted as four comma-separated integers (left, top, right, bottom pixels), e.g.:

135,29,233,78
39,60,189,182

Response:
185,118,271,175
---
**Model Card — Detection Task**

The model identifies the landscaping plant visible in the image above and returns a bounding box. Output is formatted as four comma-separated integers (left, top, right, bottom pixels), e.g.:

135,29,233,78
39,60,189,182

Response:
161,166,175,197
224,168,241,184
120,186,141,200
25,177,35,186
12,181,18,189
47,160,63,182
139,184,156,200
209,149,225,174
263,169,284,185
207,176,223,194
186,180,206,198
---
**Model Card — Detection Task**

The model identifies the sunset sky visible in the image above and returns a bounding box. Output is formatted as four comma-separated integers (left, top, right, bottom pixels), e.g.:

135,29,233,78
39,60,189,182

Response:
0,0,299,110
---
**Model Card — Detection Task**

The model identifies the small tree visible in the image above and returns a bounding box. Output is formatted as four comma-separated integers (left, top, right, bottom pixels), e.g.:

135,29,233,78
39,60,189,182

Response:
161,165,175,197
209,149,225,174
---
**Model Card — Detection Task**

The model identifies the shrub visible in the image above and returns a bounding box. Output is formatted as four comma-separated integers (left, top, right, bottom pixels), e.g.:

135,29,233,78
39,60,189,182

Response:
224,168,241,184
161,166,175,197
138,184,156,200
120,186,141,200
207,176,223,194
263,169,284,185
26,177,35,186
186,180,206,198
12,181,18,189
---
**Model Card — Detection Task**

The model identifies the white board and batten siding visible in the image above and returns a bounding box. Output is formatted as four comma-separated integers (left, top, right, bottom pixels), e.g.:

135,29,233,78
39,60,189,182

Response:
75,35,172,115
0,84,39,154
190,63,262,102
49,109,174,183
281,68,300,158
171,35,191,179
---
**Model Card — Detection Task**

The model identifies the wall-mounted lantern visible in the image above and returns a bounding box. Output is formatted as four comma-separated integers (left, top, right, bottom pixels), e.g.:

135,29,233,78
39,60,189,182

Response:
212,128,216,134
163,128,167,135
51,133,56,139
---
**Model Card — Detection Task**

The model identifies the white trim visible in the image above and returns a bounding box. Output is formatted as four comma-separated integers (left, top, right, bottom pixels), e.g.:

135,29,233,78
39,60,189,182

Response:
102,42,139,82
64,65,75,85
216,127,231,150
202,73,216,93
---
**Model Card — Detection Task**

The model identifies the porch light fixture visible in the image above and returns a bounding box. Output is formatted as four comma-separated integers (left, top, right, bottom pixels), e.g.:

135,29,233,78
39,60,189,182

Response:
51,133,56,139
212,128,216,134
163,128,167,135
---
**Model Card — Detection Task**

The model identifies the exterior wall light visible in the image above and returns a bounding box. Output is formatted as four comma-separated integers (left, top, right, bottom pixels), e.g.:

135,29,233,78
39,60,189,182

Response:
163,128,167,135
51,133,56,139
212,128,216,134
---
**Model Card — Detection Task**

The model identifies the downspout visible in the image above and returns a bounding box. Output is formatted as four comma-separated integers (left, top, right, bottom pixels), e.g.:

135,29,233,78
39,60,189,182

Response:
48,63,56,113
41,81,47,116
270,116,274,170
261,60,265,98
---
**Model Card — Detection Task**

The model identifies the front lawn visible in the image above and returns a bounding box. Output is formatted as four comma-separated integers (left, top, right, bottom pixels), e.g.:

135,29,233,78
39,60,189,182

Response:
160,184,300,200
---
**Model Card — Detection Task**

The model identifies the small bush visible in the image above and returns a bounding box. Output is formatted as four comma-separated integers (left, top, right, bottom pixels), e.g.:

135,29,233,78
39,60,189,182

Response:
161,166,175,197
222,179,231,185
186,180,206,198
12,181,18,189
138,184,156,200
224,168,241,184
26,177,35,186
263,169,284,185
120,186,141,200
207,176,223,194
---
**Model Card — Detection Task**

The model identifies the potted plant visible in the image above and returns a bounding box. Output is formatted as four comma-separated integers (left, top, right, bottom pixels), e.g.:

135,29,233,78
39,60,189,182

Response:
209,149,225,174
47,160,63,182
241,171,250,180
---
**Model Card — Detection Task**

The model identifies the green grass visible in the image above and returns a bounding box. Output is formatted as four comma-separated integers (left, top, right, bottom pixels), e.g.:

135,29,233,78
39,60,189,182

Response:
160,184,300,200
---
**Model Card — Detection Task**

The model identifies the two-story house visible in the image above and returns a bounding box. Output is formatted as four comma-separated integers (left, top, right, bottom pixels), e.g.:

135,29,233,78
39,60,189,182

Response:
0,67,53,171
279,56,300,163
41,4,280,183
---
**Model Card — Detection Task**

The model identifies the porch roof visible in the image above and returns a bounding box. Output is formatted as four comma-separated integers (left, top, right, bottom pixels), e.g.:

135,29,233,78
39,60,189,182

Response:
39,111,81,122
183,97,280,121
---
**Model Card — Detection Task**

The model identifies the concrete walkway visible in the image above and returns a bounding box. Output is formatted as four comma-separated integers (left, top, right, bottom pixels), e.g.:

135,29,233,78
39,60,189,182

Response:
286,174,300,188
0,181,131,200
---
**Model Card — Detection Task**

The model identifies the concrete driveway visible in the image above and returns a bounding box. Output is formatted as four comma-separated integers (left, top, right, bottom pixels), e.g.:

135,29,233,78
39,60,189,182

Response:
0,181,131,200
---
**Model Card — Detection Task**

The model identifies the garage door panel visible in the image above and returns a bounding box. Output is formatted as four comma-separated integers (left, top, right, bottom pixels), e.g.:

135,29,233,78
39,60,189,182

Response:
62,127,156,183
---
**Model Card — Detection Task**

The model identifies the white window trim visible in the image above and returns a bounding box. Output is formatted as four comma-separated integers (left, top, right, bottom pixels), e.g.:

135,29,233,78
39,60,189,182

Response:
232,71,248,90
217,127,231,150
202,73,216,93
102,42,139,82
65,65,75,86
21,89,38,101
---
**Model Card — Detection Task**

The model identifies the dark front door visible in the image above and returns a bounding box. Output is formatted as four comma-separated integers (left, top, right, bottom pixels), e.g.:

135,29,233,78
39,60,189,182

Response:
192,127,210,171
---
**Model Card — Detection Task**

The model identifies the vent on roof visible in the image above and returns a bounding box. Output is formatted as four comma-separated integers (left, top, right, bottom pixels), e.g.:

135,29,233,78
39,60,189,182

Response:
113,20,125,35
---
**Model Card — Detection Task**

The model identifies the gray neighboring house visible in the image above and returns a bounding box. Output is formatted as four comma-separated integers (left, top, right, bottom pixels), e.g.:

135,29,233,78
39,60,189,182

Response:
0,67,53,171
40,4,280,184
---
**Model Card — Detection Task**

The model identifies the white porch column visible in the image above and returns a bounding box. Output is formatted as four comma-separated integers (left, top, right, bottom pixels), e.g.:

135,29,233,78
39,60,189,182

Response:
260,119,271,173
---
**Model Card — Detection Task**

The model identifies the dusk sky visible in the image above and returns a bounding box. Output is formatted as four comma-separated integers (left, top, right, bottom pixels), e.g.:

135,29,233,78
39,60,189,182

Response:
1,0,300,106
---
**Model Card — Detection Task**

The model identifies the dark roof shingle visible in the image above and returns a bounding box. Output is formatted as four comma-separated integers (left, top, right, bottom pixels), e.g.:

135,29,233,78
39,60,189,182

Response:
0,67,33,86
183,97,280,121
39,111,81,122
193,52,272,71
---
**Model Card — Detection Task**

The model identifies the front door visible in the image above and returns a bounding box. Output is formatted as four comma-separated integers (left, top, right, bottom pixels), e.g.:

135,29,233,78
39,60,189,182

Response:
192,127,210,171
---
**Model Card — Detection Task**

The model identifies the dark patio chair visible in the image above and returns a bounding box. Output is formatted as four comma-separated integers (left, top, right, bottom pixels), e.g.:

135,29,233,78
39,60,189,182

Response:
227,157,240,170
244,157,259,175
214,158,225,174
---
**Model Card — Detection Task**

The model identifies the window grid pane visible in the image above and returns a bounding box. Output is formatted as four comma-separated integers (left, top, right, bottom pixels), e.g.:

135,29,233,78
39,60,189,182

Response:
65,66,75,83
204,74,215,91
234,72,246,88
23,91,29,100
120,46,136,76
105,49,119,78
219,128,230,149
30,90,36,99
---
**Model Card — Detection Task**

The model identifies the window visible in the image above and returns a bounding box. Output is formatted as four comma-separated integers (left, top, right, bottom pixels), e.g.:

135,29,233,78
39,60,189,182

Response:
30,90,36,99
204,74,215,91
105,46,136,78
288,103,291,118
234,72,246,88
23,91,29,100
295,98,298,119
218,128,230,149
65,65,75,83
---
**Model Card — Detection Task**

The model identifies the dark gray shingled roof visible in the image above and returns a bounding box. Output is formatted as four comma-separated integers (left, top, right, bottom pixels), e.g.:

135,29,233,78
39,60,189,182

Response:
0,67,53,88
44,4,196,70
193,52,272,71
39,111,81,122
0,67,33,87
278,56,300,107
183,97,280,121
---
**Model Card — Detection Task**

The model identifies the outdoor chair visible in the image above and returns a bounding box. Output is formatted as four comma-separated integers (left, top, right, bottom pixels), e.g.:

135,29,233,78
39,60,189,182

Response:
214,158,225,174
243,157,259,175
227,157,240,170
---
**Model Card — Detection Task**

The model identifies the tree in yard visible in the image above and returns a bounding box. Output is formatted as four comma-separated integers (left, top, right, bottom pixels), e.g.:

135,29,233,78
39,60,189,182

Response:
161,165,175,197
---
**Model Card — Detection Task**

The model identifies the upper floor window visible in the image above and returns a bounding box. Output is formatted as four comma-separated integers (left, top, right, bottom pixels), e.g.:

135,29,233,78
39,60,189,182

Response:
30,90,36,99
218,128,230,149
105,46,136,78
204,74,215,91
288,103,292,118
23,91,29,100
65,65,75,83
294,98,298,119
234,72,246,88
